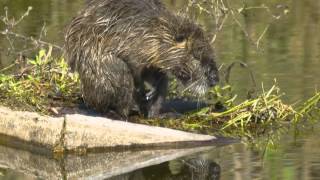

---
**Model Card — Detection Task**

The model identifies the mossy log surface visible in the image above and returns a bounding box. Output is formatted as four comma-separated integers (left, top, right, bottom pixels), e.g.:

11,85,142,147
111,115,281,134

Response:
0,106,221,153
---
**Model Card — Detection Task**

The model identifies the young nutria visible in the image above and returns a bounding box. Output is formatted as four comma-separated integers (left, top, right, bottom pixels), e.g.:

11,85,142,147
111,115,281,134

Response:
64,0,219,118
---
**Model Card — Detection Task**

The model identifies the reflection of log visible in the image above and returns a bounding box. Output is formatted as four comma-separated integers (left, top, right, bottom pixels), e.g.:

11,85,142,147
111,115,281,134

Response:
0,144,217,179
0,145,63,179
0,106,219,152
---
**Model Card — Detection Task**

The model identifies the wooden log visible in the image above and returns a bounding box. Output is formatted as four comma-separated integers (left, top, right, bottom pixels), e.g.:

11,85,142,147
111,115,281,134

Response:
0,106,219,152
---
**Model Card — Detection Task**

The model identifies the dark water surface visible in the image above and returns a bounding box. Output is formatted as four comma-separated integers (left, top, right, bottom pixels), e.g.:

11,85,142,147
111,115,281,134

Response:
0,0,319,179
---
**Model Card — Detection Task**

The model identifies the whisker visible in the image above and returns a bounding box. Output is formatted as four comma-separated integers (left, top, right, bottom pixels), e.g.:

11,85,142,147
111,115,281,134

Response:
182,78,202,93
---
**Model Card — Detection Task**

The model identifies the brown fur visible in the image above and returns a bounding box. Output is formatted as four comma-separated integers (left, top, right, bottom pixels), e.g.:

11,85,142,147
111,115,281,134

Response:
65,0,219,118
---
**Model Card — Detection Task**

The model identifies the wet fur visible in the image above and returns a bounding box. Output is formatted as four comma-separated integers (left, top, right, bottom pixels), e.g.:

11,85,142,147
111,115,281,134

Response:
65,0,219,118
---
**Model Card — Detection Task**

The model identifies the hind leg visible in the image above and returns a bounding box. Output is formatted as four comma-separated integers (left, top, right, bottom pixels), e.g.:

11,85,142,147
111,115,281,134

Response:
79,53,136,118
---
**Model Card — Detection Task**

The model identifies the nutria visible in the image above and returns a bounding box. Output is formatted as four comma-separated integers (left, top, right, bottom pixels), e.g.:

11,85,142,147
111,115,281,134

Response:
64,0,219,118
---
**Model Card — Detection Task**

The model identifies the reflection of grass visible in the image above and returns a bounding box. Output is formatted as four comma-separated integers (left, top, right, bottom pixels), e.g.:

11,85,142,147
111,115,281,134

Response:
0,48,319,138
295,92,320,122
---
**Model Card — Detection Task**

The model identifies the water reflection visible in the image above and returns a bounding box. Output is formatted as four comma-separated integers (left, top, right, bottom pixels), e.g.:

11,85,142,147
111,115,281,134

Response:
106,124,320,180
1,124,320,179
108,155,221,180
0,143,222,180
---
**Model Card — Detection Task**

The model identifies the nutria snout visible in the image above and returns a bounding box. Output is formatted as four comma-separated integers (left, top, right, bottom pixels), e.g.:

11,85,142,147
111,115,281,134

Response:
64,0,219,118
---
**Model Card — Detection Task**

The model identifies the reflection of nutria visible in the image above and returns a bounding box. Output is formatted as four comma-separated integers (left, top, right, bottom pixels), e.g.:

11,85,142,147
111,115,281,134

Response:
64,0,219,118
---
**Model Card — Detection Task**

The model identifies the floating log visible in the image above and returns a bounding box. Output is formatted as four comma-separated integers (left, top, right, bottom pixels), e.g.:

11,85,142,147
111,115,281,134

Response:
0,106,223,153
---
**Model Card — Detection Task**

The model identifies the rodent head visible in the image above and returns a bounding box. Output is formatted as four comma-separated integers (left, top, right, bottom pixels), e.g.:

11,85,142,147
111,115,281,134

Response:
150,14,219,95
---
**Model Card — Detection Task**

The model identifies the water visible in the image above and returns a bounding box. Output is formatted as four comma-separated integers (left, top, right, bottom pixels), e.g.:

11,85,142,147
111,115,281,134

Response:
0,0,319,179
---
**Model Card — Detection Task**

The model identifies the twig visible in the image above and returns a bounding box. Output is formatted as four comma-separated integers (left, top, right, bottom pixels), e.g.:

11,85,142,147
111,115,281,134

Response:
256,23,271,49
1,31,63,51
0,62,17,73
0,6,63,58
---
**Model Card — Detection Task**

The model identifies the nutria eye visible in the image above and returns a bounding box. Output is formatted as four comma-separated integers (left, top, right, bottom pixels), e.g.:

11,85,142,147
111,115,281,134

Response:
175,35,185,43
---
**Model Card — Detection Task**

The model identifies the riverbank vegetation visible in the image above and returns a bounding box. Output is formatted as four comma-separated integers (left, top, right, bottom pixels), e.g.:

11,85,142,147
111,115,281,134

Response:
0,48,319,139
0,48,80,114
0,2,319,141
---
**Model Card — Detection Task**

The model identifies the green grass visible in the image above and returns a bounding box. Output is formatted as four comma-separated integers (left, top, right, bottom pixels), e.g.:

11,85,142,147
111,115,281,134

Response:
0,48,319,138
140,80,319,139
140,84,296,133
0,47,80,114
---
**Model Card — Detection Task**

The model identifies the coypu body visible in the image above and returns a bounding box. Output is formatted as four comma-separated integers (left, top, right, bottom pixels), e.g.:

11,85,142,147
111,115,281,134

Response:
65,0,219,118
